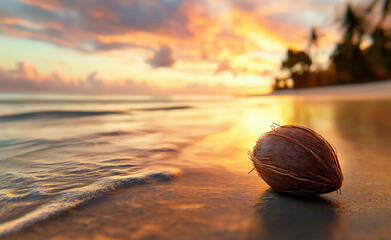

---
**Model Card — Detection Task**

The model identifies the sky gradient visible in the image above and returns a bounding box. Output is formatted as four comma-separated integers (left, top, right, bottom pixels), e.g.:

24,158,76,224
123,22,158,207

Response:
0,0,361,95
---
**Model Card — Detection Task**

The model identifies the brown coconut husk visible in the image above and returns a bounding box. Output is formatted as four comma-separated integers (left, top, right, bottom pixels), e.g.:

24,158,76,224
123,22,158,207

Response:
250,124,343,196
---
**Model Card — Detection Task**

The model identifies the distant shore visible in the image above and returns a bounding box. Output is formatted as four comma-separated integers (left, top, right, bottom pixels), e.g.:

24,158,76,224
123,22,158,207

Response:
255,80,391,100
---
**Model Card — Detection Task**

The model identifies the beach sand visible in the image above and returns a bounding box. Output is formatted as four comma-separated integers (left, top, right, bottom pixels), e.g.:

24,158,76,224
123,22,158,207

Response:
2,82,391,240
269,80,391,100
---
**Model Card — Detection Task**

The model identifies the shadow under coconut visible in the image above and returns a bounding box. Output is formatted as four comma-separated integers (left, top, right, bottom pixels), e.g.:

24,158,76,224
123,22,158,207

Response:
246,189,342,240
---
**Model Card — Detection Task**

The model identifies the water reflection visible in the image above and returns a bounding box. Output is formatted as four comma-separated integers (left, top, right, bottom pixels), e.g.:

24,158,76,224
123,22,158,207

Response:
247,189,341,240
178,98,286,172
332,100,391,148
282,99,391,142
279,98,336,131
283,99,391,159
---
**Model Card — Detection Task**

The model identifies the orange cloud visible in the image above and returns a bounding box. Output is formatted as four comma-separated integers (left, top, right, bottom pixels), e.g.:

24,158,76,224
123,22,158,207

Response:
18,0,62,12
0,0,345,86
0,62,243,95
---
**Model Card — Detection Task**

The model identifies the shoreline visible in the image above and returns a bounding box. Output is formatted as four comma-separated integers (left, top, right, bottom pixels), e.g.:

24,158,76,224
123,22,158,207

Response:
2,94,391,240
251,80,391,100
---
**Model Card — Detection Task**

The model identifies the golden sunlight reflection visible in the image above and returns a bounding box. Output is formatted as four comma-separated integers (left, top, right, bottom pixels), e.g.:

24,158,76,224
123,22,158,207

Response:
280,99,337,132
179,96,365,174
180,97,289,172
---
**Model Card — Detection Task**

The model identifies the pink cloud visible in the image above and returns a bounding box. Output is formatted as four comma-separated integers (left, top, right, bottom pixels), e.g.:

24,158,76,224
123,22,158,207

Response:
0,62,236,95
148,45,175,68
1,1,342,55
0,0,348,80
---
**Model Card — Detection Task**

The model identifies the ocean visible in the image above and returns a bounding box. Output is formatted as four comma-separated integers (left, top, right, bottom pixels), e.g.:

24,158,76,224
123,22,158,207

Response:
0,94,237,235
0,93,390,239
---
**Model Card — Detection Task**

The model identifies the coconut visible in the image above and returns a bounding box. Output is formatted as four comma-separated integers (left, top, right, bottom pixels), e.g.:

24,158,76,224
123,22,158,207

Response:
250,124,343,196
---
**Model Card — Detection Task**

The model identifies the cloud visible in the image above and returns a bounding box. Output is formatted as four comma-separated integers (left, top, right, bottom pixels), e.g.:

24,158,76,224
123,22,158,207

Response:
214,58,276,77
0,0,345,79
0,62,158,94
148,45,175,68
215,60,237,75
0,0,340,53
0,62,238,95
1,0,191,43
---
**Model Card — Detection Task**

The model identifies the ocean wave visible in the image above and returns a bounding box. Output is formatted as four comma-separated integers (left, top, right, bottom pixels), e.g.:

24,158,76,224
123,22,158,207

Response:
135,106,193,111
0,138,56,148
149,148,177,153
0,98,174,105
96,131,131,137
0,110,127,122
0,169,179,237
99,158,133,164
0,189,49,202
97,164,136,170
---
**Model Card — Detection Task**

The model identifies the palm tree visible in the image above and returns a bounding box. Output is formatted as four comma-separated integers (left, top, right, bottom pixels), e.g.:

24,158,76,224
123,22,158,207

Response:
341,3,365,45
308,26,321,71
308,26,319,52
331,3,374,83
366,0,390,27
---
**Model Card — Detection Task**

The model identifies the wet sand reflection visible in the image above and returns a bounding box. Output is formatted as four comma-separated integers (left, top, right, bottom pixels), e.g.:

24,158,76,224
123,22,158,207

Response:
247,189,341,240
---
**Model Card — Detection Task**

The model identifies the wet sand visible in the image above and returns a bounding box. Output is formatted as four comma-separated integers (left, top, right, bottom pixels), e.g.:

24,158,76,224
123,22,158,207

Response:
5,95,391,240
269,80,391,100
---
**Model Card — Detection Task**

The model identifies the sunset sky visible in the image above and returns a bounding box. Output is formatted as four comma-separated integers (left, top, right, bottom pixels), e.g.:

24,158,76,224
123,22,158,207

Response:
0,0,363,95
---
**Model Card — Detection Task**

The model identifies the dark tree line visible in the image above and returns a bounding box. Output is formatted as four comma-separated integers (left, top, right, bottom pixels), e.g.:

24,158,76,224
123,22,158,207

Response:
274,0,391,90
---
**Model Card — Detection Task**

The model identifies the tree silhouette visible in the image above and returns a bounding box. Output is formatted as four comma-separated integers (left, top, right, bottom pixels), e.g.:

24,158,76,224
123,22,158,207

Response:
273,49,313,89
366,0,391,27
308,26,319,52
308,26,324,71
341,3,366,45
282,50,312,73
272,0,391,92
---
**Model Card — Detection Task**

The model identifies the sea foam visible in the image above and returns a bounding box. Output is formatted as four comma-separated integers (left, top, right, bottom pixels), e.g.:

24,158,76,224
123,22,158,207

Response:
0,170,179,237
